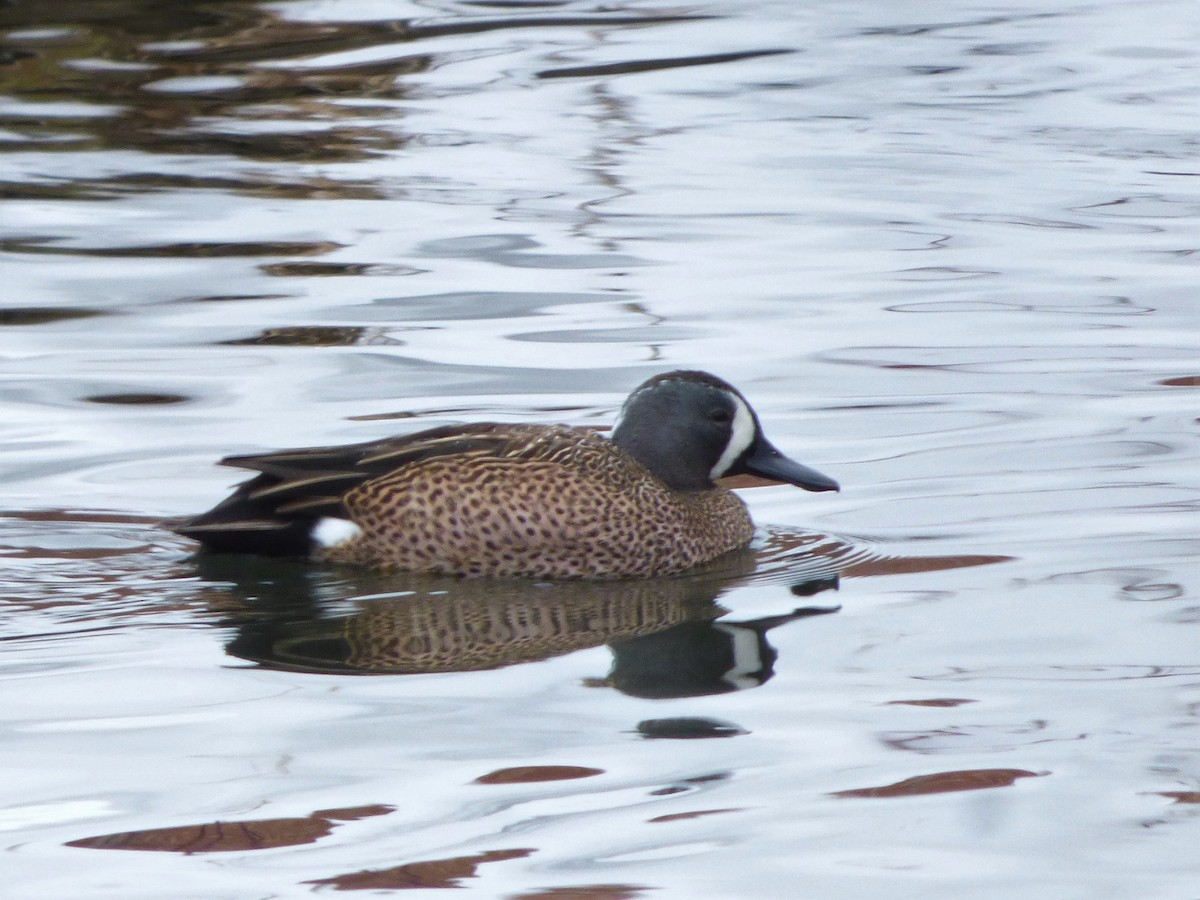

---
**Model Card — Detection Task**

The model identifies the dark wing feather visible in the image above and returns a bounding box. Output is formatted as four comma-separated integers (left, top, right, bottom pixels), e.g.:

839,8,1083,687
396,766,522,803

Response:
246,471,366,501
173,423,566,556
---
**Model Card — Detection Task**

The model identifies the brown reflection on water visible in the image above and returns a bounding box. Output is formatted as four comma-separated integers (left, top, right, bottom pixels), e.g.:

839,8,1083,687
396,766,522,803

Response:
3,509,164,527
0,1,708,176
84,392,191,405
223,325,401,347
842,554,1012,578
649,773,731,798
67,803,393,853
1157,791,1200,804
0,306,110,325
536,47,792,80
258,261,423,277
751,524,1013,586
474,765,604,785
1,172,392,202
0,6,423,162
647,807,741,824
0,237,343,258
306,847,535,891
885,698,977,708
830,768,1044,799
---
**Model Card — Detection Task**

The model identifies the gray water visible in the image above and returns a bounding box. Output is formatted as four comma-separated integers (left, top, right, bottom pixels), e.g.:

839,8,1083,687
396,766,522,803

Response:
2,0,1198,897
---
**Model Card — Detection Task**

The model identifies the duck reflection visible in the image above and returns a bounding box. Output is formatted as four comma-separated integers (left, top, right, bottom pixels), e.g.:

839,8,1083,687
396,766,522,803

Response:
200,542,840,697
603,583,838,699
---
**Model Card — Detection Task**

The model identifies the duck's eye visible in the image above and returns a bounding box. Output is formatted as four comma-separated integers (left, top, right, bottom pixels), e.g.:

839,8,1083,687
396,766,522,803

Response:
708,408,733,424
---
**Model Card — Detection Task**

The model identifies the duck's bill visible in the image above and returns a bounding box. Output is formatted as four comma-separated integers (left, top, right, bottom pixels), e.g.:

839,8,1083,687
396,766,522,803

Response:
741,439,840,492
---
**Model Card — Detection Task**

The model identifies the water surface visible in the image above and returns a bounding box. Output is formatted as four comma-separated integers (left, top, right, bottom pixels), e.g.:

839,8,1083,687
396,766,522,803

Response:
2,0,1198,897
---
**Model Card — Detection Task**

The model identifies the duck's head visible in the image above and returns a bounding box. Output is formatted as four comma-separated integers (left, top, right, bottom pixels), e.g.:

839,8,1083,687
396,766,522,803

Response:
611,370,840,494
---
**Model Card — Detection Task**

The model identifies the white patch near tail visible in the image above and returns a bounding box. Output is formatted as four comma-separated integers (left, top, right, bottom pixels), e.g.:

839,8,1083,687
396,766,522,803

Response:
312,517,363,548
709,395,756,480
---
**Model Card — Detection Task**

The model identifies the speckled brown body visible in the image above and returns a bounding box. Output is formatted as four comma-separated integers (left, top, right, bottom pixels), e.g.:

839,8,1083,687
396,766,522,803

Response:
316,425,754,578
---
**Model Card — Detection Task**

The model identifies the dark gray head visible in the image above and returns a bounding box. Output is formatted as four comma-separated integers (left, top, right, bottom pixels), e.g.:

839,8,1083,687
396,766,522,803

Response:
610,370,840,493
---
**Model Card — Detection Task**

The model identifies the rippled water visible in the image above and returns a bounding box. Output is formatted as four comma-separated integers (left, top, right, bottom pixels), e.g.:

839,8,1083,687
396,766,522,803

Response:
2,0,1198,897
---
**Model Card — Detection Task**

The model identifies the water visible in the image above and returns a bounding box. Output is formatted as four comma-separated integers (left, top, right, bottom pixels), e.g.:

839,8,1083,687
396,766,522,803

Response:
2,0,1198,897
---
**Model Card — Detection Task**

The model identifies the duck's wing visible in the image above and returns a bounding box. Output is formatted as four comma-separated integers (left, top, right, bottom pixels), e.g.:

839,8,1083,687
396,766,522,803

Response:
173,424,580,556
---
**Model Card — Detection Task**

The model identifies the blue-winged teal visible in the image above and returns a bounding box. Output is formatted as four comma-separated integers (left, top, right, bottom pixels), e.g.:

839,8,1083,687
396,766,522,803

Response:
175,370,838,578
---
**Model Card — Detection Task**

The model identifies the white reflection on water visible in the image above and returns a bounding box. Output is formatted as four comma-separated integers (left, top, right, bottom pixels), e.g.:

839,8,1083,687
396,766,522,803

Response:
1,0,1199,897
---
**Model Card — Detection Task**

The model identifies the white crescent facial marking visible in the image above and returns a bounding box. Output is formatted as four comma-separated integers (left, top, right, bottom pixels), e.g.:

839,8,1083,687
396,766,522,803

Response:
312,517,363,548
710,395,756,480
715,623,765,690
611,383,649,436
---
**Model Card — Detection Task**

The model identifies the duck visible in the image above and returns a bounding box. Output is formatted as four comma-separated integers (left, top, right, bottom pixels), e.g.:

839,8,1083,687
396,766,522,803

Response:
174,370,838,578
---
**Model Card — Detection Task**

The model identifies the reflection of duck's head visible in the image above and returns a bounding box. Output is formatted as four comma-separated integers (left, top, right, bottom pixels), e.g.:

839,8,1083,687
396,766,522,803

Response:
605,579,841,700
174,370,838,579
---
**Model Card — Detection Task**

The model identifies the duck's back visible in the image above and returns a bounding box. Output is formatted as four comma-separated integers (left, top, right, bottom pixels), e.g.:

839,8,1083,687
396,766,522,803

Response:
319,424,754,578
